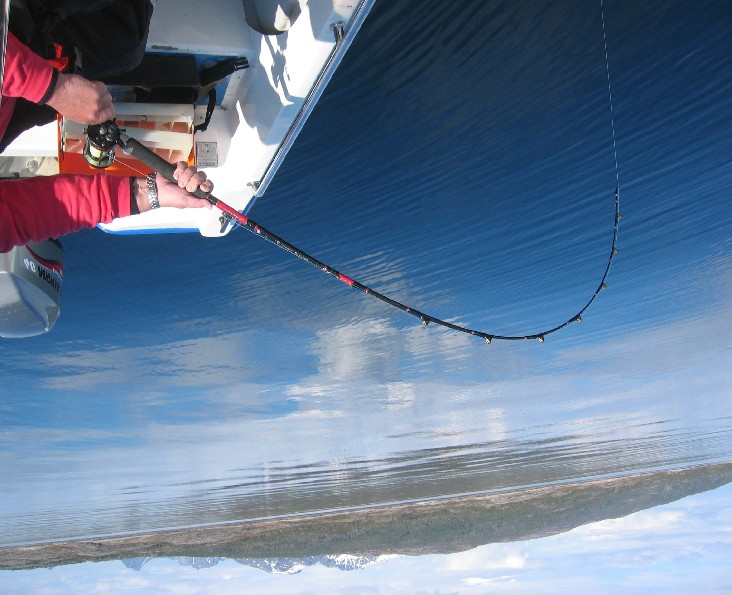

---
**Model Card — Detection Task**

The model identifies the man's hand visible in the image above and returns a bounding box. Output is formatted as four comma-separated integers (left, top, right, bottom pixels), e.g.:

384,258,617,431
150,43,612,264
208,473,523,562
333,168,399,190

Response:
45,73,114,124
170,161,214,196
133,163,214,212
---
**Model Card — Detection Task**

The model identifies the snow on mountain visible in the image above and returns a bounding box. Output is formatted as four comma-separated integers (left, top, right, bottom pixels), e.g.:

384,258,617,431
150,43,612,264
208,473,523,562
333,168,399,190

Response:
121,554,400,574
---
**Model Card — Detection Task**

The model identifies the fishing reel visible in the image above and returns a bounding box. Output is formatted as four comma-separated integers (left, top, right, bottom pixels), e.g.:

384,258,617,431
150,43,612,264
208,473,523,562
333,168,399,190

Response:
83,121,123,168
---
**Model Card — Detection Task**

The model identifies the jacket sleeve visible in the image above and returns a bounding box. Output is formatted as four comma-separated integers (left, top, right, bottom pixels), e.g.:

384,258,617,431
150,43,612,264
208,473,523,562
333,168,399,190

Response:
0,174,132,252
2,32,56,102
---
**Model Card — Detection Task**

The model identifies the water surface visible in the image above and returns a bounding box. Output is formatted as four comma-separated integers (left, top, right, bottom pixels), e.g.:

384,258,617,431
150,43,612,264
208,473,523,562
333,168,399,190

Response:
0,0,730,563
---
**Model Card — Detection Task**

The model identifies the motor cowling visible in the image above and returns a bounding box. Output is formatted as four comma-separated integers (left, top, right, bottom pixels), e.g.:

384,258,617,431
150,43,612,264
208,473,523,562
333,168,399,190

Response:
0,239,63,338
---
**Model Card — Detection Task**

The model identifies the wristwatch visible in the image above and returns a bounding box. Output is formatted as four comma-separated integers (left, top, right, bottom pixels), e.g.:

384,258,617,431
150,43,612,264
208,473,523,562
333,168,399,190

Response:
146,173,160,209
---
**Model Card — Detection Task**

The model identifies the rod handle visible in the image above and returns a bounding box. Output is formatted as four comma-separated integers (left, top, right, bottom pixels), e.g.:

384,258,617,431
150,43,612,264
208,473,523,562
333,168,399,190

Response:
121,136,216,204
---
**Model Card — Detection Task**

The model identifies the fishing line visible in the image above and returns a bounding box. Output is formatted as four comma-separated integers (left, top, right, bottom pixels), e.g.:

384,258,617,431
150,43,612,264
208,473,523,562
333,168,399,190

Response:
90,0,621,344
601,0,621,188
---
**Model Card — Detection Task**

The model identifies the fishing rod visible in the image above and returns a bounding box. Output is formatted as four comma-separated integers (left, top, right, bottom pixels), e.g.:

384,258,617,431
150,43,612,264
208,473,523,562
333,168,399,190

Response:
83,2,621,344
84,120,620,344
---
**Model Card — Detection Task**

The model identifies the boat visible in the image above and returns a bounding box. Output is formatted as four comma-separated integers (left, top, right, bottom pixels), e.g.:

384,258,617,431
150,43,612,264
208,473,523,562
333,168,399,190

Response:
1,0,375,237
0,0,374,337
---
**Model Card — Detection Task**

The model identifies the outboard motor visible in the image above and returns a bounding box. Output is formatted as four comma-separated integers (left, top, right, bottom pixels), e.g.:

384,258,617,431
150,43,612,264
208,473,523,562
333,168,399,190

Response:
0,239,63,338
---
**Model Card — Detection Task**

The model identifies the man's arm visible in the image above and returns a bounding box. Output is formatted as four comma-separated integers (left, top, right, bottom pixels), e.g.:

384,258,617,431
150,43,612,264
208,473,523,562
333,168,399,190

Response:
1,164,213,253
2,32,56,103
2,32,114,124
0,174,132,253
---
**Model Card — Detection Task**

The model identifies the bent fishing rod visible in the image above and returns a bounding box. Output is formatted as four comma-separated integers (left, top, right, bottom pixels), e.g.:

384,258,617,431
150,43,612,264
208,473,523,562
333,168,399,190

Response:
84,120,620,344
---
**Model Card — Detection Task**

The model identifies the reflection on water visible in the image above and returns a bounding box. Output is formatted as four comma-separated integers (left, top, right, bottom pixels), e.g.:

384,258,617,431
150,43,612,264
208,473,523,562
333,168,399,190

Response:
1,469,730,595
2,463,729,571
0,3,730,590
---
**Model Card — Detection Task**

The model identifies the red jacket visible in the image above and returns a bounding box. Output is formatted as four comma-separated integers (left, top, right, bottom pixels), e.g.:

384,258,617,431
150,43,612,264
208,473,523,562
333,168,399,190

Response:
1,33,130,253
1,32,57,140
1,174,132,252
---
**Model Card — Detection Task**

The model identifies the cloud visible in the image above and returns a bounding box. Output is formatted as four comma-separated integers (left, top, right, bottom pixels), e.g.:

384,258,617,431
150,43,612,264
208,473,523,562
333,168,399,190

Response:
574,510,684,542
36,332,264,392
441,547,527,572
463,575,518,586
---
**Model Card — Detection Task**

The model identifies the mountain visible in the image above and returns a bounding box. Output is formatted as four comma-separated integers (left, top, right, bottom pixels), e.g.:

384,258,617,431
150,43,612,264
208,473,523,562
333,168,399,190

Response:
120,554,397,575
2,462,730,570
121,557,152,571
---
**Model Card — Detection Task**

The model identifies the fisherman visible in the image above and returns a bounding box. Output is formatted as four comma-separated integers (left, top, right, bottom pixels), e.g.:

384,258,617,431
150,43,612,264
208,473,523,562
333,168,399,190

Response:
0,0,213,254
0,163,214,253
2,0,153,151
0,28,116,152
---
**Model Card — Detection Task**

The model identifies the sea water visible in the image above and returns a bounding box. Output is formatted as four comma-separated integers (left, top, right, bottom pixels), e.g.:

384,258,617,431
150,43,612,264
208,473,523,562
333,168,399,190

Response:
1,0,730,555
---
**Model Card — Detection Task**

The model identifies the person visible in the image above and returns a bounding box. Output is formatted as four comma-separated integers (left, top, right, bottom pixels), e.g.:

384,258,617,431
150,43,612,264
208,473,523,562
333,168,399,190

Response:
2,0,153,150
0,0,213,254
0,29,116,149
0,163,214,253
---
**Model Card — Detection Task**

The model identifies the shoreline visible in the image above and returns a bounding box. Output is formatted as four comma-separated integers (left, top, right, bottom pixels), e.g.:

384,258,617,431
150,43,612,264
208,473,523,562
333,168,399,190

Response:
1,462,730,570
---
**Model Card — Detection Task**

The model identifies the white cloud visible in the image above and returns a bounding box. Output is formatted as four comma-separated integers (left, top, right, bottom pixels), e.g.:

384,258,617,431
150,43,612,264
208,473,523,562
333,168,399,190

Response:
575,510,684,541
441,547,527,572
463,575,517,586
